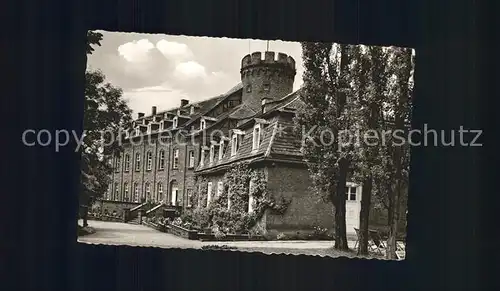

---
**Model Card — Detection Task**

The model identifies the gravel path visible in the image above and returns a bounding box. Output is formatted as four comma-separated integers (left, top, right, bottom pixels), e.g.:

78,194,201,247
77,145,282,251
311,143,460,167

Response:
78,220,386,259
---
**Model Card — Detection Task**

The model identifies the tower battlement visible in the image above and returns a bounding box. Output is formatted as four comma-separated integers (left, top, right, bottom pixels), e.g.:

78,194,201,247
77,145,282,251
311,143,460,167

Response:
241,51,296,72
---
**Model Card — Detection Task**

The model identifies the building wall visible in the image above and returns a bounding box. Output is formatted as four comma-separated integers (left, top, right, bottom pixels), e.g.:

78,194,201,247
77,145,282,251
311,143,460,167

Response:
92,200,141,218
106,134,199,210
264,164,335,235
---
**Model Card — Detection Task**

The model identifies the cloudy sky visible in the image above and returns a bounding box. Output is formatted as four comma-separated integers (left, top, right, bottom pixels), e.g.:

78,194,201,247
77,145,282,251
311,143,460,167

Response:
87,31,304,115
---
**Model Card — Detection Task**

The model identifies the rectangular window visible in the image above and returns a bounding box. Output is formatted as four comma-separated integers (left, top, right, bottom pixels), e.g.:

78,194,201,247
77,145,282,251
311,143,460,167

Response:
115,155,121,173
227,188,231,210
157,183,163,202
146,151,153,171
231,134,238,156
135,153,141,171
206,182,213,207
248,181,255,213
209,145,215,164
219,142,225,160
107,183,112,200
173,117,178,128
187,189,193,207
188,151,195,168
200,149,205,167
144,183,151,201
172,149,179,169
217,181,223,198
123,183,129,202
345,186,357,201
114,183,119,201
197,184,202,208
124,154,130,172
252,125,261,150
133,183,139,202
200,119,206,130
158,150,165,170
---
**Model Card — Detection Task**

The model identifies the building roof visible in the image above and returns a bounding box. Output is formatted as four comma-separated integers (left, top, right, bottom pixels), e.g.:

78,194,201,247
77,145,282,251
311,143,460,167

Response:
195,105,305,173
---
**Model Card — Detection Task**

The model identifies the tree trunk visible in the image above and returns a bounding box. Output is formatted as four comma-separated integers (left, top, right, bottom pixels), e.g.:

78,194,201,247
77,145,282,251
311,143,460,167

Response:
386,180,401,259
83,209,88,227
333,158,349,250
358,176,373,255
386,148,403,259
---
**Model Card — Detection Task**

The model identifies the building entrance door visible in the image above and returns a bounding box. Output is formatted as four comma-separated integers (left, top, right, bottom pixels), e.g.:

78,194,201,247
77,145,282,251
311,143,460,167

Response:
171,187,178,206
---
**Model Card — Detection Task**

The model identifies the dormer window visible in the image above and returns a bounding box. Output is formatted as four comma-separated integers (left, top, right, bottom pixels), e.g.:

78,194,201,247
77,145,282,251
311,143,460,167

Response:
231,134,238,156
200,119,206,130
190,106,195,115
147,124,152,134
177,109,181,116
219,142,225,160
160,121,165,131
135,128,140,136
209,144,215,164
252,124,261,151
172,117,178,129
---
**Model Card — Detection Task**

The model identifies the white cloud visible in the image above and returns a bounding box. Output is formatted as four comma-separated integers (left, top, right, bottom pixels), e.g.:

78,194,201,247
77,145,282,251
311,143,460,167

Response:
117,39,155,63
174,61,207,80
156,40,193,61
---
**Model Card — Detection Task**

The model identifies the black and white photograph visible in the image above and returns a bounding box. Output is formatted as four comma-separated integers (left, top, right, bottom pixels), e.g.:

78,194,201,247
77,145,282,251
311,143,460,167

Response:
77,30,414,260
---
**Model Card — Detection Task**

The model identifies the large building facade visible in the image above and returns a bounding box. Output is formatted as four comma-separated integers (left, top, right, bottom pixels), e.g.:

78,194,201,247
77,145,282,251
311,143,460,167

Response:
99,51,364,236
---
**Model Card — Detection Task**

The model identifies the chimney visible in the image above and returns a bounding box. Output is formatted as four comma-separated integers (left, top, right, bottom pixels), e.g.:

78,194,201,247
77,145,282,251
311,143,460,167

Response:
181,99,189,107
138,112,145,119
151,106,157,115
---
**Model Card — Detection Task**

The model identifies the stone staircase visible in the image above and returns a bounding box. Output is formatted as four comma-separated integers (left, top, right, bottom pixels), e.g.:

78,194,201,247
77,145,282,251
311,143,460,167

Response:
128,216,141,225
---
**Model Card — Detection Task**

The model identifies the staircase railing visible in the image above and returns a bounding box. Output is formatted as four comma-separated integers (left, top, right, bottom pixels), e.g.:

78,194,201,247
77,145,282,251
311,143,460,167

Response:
124,202,148,223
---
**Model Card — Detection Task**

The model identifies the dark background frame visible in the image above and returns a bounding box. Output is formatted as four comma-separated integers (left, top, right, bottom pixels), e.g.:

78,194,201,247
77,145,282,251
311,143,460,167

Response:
2,0,486,290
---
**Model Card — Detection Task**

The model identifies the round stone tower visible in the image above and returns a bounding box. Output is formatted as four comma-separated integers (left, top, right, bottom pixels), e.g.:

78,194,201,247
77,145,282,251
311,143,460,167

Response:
240,51,296,112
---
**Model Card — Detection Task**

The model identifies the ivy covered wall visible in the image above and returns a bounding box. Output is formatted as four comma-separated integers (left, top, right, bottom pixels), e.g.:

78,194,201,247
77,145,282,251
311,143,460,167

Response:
181,162,291,238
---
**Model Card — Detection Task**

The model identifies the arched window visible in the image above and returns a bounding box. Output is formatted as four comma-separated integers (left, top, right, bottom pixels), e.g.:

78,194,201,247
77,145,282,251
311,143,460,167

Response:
172,116,178,128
